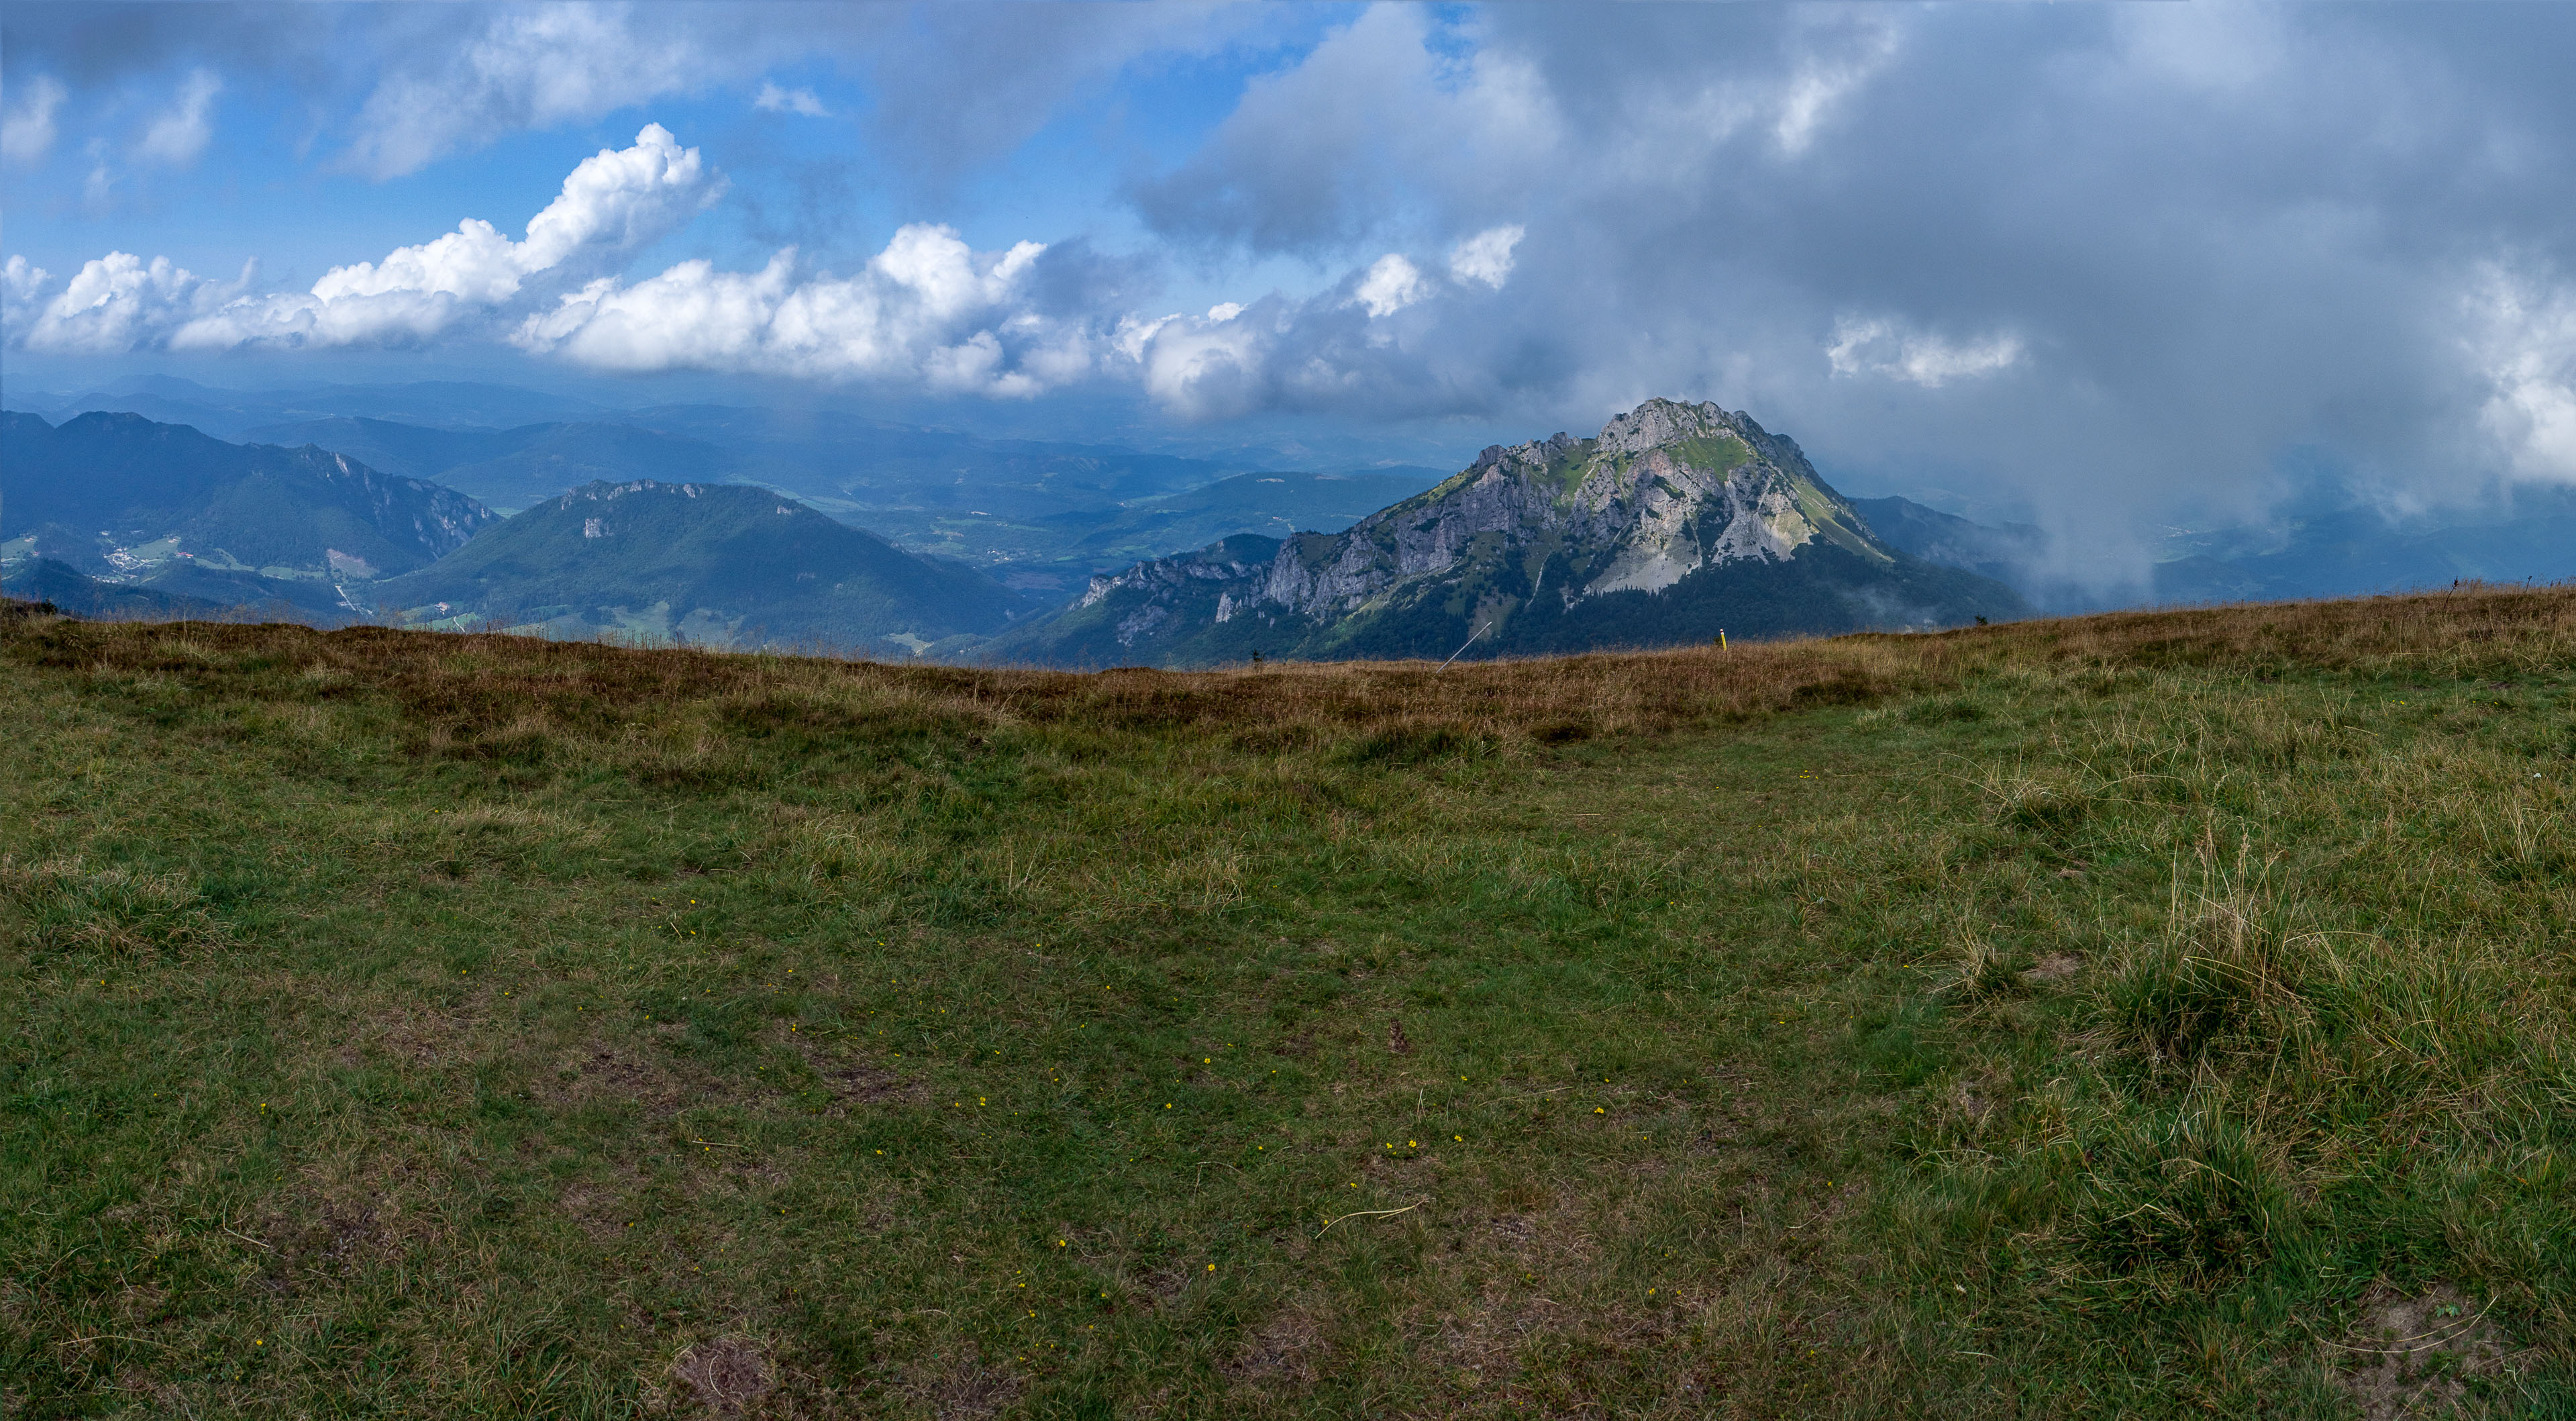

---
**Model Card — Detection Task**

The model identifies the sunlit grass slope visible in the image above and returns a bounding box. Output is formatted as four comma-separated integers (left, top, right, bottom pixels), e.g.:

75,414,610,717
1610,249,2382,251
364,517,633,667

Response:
5,589,2575,1418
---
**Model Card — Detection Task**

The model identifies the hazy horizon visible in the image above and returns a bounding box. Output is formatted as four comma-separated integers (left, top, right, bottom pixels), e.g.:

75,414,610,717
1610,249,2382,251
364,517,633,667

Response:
9,3,2576,591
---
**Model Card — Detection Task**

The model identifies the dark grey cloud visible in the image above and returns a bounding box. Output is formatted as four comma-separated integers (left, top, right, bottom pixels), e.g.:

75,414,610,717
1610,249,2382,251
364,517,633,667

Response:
854,2,1266,189
725,146,872,264
1,2,331,86
2,3,760,177
1015,238,1156,323
1129,5,1545,254
4,3,1263,182
1120,4,2576,585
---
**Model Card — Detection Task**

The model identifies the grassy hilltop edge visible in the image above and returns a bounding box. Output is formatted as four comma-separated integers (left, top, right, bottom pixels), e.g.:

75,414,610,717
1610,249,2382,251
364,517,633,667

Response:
4,588,2574,1417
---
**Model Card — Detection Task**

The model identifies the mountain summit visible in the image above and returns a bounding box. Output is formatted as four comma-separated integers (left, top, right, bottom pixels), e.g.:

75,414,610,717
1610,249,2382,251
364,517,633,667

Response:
991,399,2028,666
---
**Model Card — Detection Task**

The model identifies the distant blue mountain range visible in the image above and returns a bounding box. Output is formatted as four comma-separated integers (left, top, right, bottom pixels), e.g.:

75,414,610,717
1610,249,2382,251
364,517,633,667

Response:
9,379,2574,652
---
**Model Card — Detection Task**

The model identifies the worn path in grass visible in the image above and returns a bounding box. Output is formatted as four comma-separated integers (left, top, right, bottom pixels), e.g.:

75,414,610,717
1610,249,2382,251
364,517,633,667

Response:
3,590,2575,1418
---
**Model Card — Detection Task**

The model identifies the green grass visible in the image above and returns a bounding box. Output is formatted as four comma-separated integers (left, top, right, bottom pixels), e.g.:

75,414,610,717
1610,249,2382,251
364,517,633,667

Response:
1671,434,1753,478
4,593,2575,1417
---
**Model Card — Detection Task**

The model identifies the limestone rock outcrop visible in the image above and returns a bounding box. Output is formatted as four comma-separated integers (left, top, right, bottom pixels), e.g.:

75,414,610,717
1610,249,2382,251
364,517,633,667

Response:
990,399,2028,667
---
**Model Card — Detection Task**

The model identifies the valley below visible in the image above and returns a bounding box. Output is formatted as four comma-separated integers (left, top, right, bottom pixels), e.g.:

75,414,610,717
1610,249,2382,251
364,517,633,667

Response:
14,381,2576,670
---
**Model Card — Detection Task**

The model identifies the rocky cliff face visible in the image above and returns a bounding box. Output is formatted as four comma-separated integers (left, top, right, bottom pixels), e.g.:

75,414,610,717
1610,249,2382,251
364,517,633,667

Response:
1253,399,1888,620
287,446,498,565
993,399,2030,667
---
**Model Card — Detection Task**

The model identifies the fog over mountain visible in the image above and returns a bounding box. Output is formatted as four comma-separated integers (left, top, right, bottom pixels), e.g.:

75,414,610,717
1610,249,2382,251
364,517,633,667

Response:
7,3,2576,603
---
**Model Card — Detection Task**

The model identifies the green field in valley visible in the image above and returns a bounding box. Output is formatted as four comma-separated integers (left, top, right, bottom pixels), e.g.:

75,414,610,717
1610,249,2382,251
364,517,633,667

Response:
3,589,2573,1418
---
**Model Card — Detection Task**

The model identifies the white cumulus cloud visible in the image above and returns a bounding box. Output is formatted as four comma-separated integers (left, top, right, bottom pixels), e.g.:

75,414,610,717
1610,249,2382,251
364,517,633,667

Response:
136,68,221,166
19,252,248,355
1826,316,2025,388
1351,254,1429,319
754,82,830,117
2469,265,2576,484
1136,309,1274,420
3,256,52,328
1129,238,1545,422
2,75,68,165
343,4,743,179
1447,225,1523,289
5,119,1133,401
9,126,718,354
512,225,1071,397
172,124,719,349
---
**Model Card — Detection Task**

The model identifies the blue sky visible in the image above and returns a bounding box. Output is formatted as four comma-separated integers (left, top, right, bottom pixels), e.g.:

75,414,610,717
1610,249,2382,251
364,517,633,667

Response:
0,5,1333,326
7,3,2576,582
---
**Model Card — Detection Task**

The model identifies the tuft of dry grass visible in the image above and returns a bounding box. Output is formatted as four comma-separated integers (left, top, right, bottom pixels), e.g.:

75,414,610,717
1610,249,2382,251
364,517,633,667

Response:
0,854,217,954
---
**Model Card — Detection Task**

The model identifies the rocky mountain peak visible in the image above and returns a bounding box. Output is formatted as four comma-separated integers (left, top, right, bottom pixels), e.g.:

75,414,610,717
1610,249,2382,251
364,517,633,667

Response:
1595,397,1735,456
1467,399,1747,478
1470,428,1584,477
988,397,2028,667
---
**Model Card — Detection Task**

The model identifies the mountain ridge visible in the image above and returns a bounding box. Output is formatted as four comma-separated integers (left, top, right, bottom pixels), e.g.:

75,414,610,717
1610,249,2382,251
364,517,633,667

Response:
241,415,737,512
373,479,1030,654
1,410,499,620
987,399,2028,667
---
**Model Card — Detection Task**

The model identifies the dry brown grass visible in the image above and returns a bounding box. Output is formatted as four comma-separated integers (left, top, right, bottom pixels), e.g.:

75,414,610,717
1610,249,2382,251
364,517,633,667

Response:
7,583,2572,753
8,581,2576,1418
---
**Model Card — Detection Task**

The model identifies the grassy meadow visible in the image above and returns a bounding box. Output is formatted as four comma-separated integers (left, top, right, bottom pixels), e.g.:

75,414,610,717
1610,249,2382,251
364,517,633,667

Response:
4,589,2575,1418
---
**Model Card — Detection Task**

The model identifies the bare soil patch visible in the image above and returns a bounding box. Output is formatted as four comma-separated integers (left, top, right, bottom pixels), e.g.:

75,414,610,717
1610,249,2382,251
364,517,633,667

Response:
547,1040,730,1115
2022,951,2084,983
2330,1285,2520,1421
1223,1304,1325,1388
670,1336,773,1416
